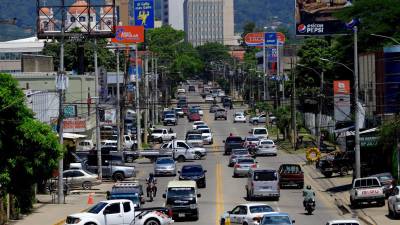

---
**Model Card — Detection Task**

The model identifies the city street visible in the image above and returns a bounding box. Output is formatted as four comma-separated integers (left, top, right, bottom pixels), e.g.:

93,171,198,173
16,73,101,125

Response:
133,90,357,225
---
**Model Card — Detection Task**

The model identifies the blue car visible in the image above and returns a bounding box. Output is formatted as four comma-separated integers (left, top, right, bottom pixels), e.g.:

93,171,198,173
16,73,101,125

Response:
260,212,295,225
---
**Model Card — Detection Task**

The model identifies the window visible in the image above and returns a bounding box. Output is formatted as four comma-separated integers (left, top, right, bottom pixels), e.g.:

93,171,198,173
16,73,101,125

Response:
177,142,189,149
231,206,247,215
63,171,74,178
70,17,76,22
89,16,93,22
72,171,84,177
79,16,86,22
105,203,120,214
123,202,131,212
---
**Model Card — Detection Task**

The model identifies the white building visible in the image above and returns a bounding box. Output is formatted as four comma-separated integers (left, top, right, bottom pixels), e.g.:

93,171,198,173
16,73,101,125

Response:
184,0,235,47
162,0,185,30
66,0,97,32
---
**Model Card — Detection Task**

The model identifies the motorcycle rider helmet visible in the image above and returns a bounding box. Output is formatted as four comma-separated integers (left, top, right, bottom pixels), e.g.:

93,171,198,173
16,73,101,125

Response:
306,185,312,190
149,173,154,178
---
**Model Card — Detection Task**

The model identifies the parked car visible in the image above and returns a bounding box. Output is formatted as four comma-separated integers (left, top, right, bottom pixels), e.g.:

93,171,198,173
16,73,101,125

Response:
368,172,395,198
178,164,207,188
188,113,201,122
250,127,268,139
233,157,257,177
77,140,94,151
255,139,277,156
228,149,252,167
63,169,100,190
64,199,174,225
278,164,304,189
350,177,385,207
260,212,294,225
209,104,220,113
220,203,274,225
246,168,280,200
317,151,354,177
223,136,244,155
249,114,266,125
233,112,246,123
388,185,400,218
214,108,227,120
154,157,177,176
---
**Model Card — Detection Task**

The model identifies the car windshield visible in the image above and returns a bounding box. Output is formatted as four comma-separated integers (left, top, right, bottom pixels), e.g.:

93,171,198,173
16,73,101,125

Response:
261,141,274,145
182,165,203,173
194,121,204,125
261,215,291,225
227,137,242,143
254,171,278,181
249,205,274,213
217,109,225,112
156,158,174,164
167,187,195,197
246,137,259,141
200,129,210,133
188,135,203,140
235,113,243,116
165,114,175,118
152,129,163,134
254,129,267,134
233,150,248,155
175,108,182,112
197,125,208,129
87,202,107,214
237,158,254,164
377,174,393,181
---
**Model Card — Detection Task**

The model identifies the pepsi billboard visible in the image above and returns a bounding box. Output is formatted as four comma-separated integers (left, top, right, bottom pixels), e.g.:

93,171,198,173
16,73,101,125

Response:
295,0,352,36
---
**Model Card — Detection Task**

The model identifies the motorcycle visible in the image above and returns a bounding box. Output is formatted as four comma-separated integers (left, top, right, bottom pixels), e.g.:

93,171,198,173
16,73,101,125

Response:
304,199,316,215
147,182,157,202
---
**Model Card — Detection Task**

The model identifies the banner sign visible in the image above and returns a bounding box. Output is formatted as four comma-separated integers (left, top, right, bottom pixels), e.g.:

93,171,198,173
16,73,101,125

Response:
63,105,77,118
245,32,285,47
244,32,264,46
268,47,278,62
112,26,144,43
133,0,155,29
129,65,142,82
295,0,352,36
63,118,86,133
334,80,351,122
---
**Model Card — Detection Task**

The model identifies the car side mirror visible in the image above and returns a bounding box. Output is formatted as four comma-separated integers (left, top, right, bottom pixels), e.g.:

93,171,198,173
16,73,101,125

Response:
248,131,251,134
227,210,232,214
162,193,166,198
197,193,201,198
204,170,207,173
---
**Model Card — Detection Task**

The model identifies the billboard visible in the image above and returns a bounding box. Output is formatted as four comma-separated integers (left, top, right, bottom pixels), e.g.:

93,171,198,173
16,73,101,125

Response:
112,26,144,43
334,80,351,122
133,0,155,29
244,32,264,47
264,32,286,46
295,0,352,35
245,32,286,47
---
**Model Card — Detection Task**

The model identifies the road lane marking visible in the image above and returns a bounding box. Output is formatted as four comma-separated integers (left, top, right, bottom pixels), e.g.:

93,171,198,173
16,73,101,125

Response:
215,162,224,225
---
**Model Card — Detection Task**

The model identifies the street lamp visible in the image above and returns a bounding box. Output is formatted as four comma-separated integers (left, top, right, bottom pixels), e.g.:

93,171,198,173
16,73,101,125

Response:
370,34,400,45
296,64,324,150
320,57,361,179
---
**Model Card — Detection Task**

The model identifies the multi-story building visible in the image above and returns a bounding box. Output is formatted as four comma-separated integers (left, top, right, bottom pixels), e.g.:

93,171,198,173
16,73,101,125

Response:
184,0,234,46
161,0,185,30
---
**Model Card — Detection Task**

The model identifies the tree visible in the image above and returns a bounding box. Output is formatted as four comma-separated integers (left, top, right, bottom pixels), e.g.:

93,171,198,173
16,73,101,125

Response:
0,74,63,214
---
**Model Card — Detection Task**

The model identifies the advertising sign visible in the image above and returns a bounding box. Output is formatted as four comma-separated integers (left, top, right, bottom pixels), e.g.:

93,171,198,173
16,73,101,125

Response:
334,80,351,122
112,26,144,43
103,109,116,125
244,32,264,46
128,65,142,82
295,0,352,36
63,105,77,118
133,0,155,29
268,47,277,62
63,118,86,133
246,32,286,47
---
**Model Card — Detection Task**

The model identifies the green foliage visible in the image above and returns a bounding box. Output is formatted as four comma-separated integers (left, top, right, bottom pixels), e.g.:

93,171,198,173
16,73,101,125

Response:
378,117,400,179
274,106,291,138
0,74,63,213
197,42,232,65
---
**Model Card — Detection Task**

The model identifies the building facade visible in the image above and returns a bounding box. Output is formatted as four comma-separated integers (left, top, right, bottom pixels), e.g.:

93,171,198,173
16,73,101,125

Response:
162,0,185,30
184,0,234,47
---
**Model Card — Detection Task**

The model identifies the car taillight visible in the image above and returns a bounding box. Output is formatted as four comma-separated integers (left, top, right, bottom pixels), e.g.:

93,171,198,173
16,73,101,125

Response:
235,164,241,168
251,164,257,168
168,209,173,217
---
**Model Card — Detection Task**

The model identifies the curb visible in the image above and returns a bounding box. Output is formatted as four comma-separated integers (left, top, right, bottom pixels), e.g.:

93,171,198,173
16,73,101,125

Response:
70,190,107,195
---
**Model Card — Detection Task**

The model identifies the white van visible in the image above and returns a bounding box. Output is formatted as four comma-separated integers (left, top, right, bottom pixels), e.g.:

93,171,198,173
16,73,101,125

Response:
246,168,280,201
77,140,94,151
177,88,186,95
326,219,360,225
250,127,268,139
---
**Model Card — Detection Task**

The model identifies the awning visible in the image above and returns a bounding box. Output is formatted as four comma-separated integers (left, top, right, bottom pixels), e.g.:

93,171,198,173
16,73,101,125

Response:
63,132,87,139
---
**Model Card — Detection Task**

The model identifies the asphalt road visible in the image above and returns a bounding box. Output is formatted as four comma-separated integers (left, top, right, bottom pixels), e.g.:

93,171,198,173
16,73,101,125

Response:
133,90,358,225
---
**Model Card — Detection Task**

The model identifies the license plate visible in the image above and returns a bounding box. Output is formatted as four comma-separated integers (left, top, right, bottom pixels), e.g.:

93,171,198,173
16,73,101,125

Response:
325,168,333,171
178,213,185,218
263,186,271,189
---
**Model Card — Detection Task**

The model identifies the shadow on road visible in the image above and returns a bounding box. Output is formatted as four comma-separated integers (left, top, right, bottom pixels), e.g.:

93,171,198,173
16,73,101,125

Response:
326,184,352,193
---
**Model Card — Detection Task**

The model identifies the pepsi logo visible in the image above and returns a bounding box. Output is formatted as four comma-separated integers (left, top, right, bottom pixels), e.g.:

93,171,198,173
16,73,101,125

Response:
298,24,306,33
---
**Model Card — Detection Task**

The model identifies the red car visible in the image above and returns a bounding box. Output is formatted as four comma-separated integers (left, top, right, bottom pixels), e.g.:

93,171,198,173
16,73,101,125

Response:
188,113,201,122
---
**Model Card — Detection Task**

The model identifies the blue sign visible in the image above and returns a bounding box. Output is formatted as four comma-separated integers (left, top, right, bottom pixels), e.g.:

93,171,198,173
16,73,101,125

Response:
265,32,277,46
133,0,155,29
267,48,277,62
129,65,142,81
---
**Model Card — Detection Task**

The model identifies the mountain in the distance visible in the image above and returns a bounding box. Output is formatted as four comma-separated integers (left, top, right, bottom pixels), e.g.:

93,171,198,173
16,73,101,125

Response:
0,0,293,41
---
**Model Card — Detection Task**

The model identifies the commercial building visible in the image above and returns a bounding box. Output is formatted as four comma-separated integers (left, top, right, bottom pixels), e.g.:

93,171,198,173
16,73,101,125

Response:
184,0,235,46
161,0,185,30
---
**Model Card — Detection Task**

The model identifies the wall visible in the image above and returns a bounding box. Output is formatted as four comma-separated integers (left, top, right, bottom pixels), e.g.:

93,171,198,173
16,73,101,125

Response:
304,112,335,135
21,54,54,72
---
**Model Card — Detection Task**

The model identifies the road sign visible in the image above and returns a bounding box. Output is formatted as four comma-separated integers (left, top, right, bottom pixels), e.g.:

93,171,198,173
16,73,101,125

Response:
133,0,155,29
244,32,264,46
264,32,286,46
112,26,144,43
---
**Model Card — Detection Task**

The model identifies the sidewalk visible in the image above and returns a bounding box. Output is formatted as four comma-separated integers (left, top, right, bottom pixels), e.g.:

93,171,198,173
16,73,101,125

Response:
9,183,112,225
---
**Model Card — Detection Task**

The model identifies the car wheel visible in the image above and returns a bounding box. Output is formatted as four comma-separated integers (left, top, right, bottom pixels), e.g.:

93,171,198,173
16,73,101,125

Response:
350,198,357,208
177,155,185,162
388,204,393,217
243,222,248,225
339,167,348,176
113,172,124,181
323,172,332,178
233,121,236,123
194,152,202,160
126,156,134,163
82,181,92,190
254,121,258,125
158,138,163,144
144,219,160,225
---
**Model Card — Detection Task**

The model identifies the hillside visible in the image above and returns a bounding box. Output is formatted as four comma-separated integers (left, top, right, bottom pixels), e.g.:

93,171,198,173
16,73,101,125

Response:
0,0,293,41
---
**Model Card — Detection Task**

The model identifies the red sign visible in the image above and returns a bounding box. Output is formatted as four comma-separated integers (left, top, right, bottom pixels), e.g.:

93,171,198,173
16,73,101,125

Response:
112,26,144,43
334,80,350,95
276,32,286,45
244,32,264,46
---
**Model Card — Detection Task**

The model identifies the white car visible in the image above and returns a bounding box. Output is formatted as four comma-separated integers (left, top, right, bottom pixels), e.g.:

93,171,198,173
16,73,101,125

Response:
233,112,246,123
65,200,174,225
193,121,207,130
388,185,400,218
220,203,274,225
256,139,277,156
218,90,225,97
326,219,360,225
205,95,214,102
198,127,213,145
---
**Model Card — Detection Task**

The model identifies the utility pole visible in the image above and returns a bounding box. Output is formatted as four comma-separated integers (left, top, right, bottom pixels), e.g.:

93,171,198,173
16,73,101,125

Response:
291,58,297,150
116,48,121,151
151,54,155,123
94,39,102,180
316,71,324,150
155,58,158,124
354,25,361,179
143,53,149,144
135,45,141,150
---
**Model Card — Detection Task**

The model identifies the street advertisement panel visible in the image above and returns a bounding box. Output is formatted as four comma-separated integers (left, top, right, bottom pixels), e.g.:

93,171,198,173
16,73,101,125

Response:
244,32,264,47
112,26,144,43
101,109,116,125
63,105,77,118
63,118,86,133
295,0,352,35
133,0,155,29
334,80,351,122
245,32,285,47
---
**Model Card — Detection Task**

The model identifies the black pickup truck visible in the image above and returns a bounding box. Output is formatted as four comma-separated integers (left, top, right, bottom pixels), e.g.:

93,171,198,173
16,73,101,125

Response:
316,151,354,178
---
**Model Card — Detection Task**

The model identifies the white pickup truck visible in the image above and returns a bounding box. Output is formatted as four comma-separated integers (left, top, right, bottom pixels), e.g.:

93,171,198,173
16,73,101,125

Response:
65,199,174,225
350,177,385,207
161,140,207,160
150,128,177,143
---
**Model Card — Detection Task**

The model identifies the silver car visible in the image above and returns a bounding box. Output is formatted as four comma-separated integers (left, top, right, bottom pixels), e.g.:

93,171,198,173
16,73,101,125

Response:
246,168,280,201
63,169,101,190
233,157,257,177
228,149,252,167
154,157,177,176
186,133,204,147
256,139,277,156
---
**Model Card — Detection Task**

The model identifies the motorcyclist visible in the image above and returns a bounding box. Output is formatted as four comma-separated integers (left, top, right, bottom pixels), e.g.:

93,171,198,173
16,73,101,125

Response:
303,185,315,207
146,173,157,197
